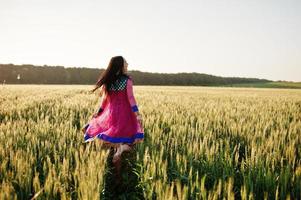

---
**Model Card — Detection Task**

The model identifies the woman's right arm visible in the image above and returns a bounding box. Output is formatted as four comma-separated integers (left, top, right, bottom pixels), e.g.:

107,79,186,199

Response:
126,78,139,112
92,86,107,118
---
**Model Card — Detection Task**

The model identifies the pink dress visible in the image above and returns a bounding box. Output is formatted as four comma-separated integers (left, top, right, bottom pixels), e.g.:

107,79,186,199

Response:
83,75,144,145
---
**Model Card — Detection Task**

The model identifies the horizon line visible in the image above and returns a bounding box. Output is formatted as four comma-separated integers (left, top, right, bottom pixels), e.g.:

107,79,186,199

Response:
1,62,300,83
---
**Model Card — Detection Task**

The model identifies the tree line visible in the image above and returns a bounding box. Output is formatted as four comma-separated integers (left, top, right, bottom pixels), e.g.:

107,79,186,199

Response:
0,64,271,85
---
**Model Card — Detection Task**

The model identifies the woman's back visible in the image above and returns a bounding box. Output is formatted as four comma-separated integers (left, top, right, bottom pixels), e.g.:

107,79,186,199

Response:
105,75,129,105
84,74,143,144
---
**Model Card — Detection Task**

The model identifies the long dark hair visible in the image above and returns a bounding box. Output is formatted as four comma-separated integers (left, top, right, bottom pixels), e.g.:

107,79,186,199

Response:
91,56,129,94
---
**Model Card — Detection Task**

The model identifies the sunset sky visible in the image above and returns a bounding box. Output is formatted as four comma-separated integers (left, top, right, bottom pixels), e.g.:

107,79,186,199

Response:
0,0,300,81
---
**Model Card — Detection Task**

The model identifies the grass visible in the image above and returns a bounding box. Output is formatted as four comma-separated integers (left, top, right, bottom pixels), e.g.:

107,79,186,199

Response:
0,84,301,199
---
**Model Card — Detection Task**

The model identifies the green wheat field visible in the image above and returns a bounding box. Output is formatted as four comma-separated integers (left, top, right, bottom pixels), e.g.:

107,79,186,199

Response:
0,85,301,200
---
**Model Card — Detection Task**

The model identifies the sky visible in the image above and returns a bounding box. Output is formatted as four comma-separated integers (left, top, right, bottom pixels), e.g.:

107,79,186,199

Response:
0,0,300,81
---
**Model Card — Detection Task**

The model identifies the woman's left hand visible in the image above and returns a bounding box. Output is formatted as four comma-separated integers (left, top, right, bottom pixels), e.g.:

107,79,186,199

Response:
92,107,103,118
92,113,99,118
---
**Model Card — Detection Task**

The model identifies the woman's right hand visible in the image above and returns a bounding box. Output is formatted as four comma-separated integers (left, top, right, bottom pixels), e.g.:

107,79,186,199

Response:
136,114,143,126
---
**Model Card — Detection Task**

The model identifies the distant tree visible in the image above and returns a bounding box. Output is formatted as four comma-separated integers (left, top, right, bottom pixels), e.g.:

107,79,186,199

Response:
0,64,271,85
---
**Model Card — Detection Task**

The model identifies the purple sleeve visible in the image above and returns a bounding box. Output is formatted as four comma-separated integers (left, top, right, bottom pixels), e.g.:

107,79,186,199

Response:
126,78,139,112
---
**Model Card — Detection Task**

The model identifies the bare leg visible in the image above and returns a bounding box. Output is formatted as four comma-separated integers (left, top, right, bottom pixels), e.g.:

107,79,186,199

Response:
112,143,133,185
112,143,132,163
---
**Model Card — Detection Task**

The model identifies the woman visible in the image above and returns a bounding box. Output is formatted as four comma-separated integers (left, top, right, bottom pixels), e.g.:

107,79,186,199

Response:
82,56,144,183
